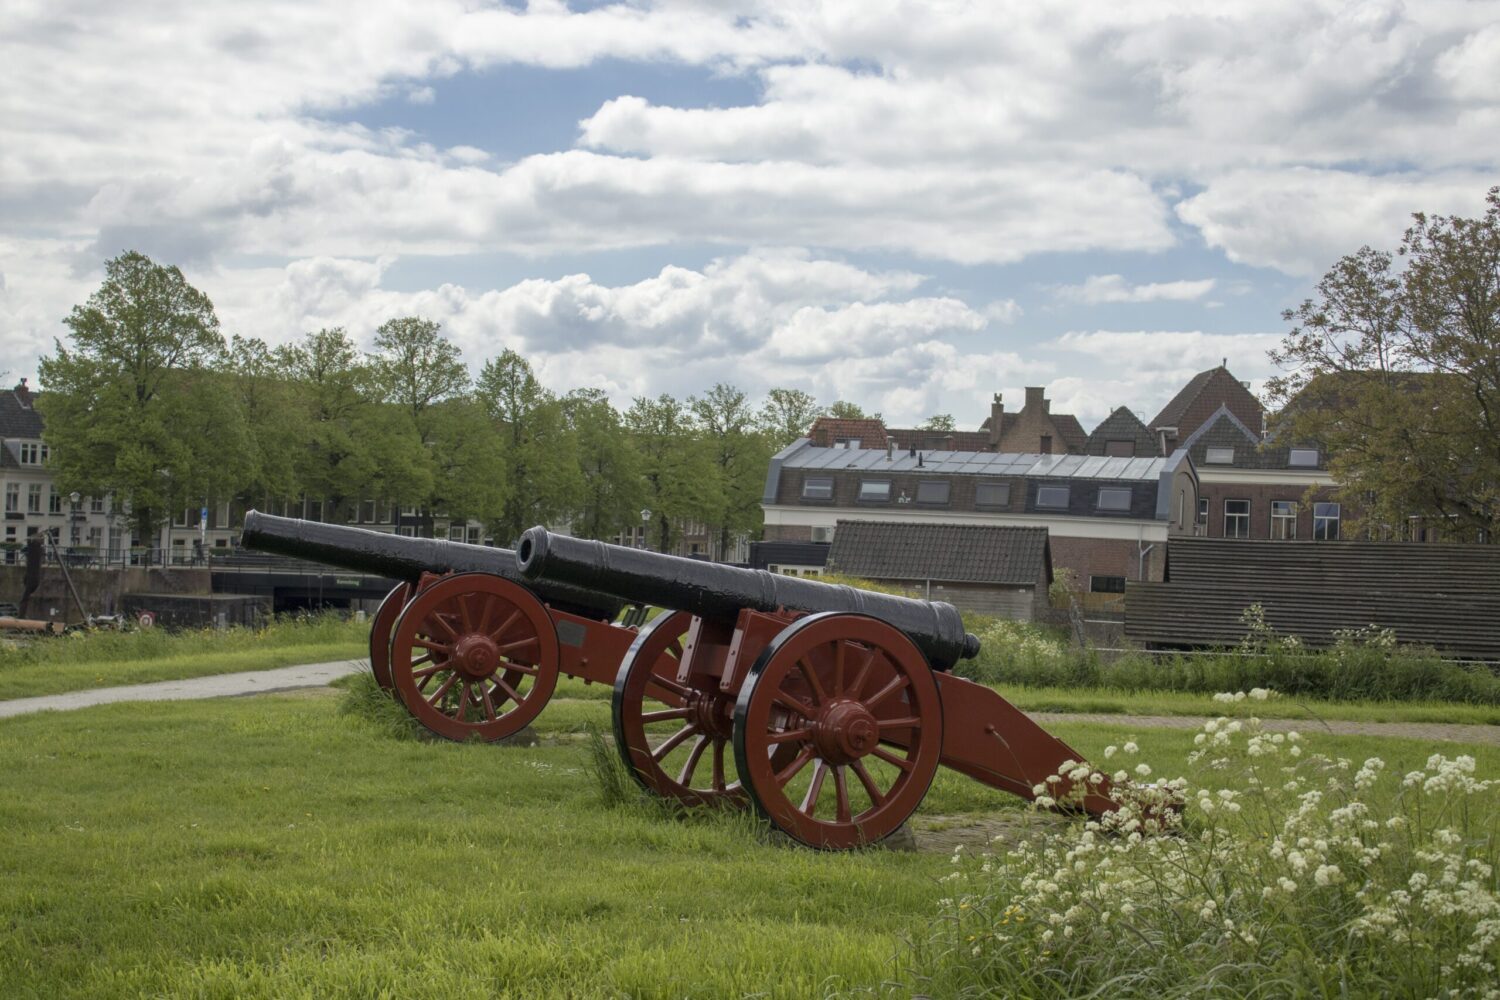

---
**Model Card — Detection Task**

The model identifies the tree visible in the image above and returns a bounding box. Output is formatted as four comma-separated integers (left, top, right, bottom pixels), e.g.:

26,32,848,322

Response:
1267,186,1500,538
624,394,721,552
563,388,644,540
369,317,468,443
476,350,581,545
827,399,880,421
690,383,772,558
37,251,249,549
757,387,822,449
228,335,300,504
920,413,956,431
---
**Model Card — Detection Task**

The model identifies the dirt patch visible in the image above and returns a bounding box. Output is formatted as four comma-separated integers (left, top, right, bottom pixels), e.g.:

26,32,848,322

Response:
912,810,1069,853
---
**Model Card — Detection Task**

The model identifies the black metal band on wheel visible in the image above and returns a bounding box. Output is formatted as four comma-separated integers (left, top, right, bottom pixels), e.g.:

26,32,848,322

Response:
732,612,943,850
369,582,412,692
389,572,560,742
611,611,746,808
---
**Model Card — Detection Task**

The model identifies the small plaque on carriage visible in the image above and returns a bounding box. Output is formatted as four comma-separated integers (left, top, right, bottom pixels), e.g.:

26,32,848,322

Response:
556,618,588,647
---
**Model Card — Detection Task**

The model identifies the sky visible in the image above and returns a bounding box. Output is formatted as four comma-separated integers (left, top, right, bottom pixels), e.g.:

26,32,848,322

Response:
2,0,1498,432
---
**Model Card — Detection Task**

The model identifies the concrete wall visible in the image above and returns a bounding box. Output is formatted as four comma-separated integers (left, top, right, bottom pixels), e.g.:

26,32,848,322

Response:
0,565,211,620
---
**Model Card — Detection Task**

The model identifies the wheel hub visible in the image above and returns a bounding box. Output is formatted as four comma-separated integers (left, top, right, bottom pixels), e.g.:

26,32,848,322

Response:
813,699,880,765
451,632,500,679
686,688,735,740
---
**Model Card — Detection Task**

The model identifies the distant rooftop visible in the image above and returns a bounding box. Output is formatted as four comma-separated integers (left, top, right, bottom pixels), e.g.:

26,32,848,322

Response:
776,440,1171,481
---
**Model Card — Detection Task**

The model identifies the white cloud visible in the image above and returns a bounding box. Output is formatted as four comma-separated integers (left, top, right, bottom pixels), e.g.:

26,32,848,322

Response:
1054,275,1216,304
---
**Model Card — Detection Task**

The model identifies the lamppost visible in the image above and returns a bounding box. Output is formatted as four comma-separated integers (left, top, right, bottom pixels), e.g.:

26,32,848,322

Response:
639,508,651,550
68,491,82,550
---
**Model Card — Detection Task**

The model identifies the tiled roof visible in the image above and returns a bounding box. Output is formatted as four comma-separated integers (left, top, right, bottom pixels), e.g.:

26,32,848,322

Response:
1051,413,1088,453
1149,368,1216,429
1184,406,1325,471
808,416,889,449
780,444,1170,481
0,385,44,439
1085,406,1160,457
829,520,1051,586
887,427,993,451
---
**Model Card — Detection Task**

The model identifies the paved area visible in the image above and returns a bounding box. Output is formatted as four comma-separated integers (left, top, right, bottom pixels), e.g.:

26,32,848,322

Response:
1,663,1496,747
0,660,365,719
1029,711,1500,747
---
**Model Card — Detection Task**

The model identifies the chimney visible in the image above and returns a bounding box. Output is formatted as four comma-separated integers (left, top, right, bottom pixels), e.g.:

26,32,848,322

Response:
987,392,1004,449
886,436,895,460
1024,386,1046,413
13,378,31,410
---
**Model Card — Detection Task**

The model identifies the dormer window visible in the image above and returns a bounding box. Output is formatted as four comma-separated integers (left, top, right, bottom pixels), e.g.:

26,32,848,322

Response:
801,477,833,500
1288,448,1320,467
1205,447,1235,464
858,480,891,502
18,443,47,465
1096,487,1132,511
915,480,950,505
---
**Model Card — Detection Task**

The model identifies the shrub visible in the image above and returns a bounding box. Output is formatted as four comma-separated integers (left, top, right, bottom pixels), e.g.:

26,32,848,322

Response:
901,699,1500,998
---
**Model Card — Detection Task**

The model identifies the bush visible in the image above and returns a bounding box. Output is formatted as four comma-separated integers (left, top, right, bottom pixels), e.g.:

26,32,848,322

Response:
901,698,1500,997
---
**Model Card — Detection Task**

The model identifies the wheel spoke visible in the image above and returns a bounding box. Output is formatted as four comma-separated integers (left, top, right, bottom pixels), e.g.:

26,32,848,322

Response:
831,640,845,697
852,760,886,806
667,638,684,660
412,663,445,681
764,728,811,745
863,673,910,711
426,612,458,641
498,634,538,654
453,681,471,722
772,691,816,719
797,657,827,705
410,653,432,668
414,637,451,655
878,716,922,732
712,738,727,791
478,593,497,634
479,683,499,721
775,746,815,788
492,675,525,706
640,707,692,724
833,765,852,823
871,746,915,772
652,723,699,762
456,593,473,633
847,647,876,699
488,608,522,644
647,674,691,700
677,735,709,785
800,761,829,814
425,672,458,706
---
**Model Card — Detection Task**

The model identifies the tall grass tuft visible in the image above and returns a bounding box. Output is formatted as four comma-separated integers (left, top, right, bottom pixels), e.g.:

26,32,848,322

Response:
582,723,642,809
335,669,433,742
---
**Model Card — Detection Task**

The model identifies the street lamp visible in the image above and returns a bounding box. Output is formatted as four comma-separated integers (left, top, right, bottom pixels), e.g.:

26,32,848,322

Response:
639,508,651,549
68,491,82,548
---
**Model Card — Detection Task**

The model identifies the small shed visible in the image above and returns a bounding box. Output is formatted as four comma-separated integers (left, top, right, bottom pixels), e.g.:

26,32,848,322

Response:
827,520,1052,620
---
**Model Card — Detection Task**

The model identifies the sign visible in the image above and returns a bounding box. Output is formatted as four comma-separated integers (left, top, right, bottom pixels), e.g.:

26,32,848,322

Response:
335,577,361,587
137,611,156,629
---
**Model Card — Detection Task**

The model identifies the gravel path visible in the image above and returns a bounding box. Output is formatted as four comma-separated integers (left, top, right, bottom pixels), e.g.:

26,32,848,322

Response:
0,659,365,719
2,663,1496,747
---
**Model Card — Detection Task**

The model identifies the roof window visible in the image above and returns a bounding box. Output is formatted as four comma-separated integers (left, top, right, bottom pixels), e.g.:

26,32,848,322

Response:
801,477,833,500
915,480,950,505
1288,448,1320,467
858,480,891,502
1036,485,1070,509
1096,487,1132,511
1205,446,1235,464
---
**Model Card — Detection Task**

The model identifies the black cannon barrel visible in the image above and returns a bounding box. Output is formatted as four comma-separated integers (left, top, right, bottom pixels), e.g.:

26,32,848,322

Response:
241,511,625,621
516,527,980,670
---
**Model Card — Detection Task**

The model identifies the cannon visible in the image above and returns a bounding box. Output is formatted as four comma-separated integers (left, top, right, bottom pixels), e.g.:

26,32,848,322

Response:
241,512,692,745
517,528,1115,849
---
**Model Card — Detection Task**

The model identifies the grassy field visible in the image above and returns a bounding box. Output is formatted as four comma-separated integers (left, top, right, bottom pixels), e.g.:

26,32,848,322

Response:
0,615,365,701
4,678,1496,999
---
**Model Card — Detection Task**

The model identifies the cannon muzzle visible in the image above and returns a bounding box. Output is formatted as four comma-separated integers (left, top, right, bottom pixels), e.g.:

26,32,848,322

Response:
241,511,625,621
516,527,979,670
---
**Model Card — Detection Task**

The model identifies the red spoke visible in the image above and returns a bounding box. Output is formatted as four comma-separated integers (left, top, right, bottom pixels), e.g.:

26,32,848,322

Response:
878,716,922,732
414,637,451,654
864,673,911,711
453,681,471,722
772,691,816,719
833,765,852,823
425,673,458,706
479,684,499,721
847,647,876,699
641,707,692,724
425,612,458,641
764,728,811,745
456,593,473,633
852,760,887,806
412,664,444,681
493,676,525,706
775,747,815,788
870,746,915,772
410,653,433,667
652,723,699,762
797,657,827,705
497,635,538,654
831,640,846,697
800,761,829,814
712,738,726,791
677,735,709,785
647,674,691,701
416,667,446,693
488,608,522,644
667,639,684,659
478,593,497,633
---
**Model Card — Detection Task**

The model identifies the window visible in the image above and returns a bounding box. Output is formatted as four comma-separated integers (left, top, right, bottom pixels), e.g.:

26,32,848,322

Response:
801,477,833,500
90,496,105,514
833,438,857,450
1036,485,1070,509
811,525,834,543
19,442,46,465
1040,434,1053,455
1224,499,1250,538
1096,488,1132,511
1288,448,1320,467
1270,500,1297,539
27,484,42,513
1313,502,1341,540
48,488,62,515
915,480,950,505
1205,447,1235,464
361,499,376,523
4,483,17,513
1090,575,1127,594
397,526,416,538
448,525,465,541
1104,439,1136,457
858,480,891,502
1197,497,1208,527
975,481,1011,507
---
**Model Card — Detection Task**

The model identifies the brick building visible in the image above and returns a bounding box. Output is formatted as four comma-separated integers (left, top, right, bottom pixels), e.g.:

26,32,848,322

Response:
761,438,1198,592
1149,364,1264,456
806,384,1087,457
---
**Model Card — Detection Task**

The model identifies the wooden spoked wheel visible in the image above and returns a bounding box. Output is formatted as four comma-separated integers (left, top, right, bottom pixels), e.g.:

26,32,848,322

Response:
732,613,943,850
390,573,559,743
369,582,413,692
612,611,746,808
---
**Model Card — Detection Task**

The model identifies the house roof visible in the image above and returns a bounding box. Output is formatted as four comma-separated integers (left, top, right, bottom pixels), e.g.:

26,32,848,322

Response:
1085,406,1160,457
1126,537,1500,660
829,520,1051,586
1184,405,1326,471
807,416,889,449
1051,413,1089,452
779,443,1171,481
887,427,993,452
0,383,44,439
1149,368,1217,429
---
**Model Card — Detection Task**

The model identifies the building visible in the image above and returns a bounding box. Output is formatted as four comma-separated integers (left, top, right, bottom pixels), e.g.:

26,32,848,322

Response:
761,438,1198,593
827,520,1052,619
1084,406,1161,458
806,384,1087,456
1148,364,1265,456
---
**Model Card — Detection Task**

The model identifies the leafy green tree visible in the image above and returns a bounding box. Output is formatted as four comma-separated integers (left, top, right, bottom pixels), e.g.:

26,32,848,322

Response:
690,383,772,557
370,317,468,443
425,397,508,529
563,388,644,540
37,251,249,548
920,413,956,431
625,394,721,552
827,399,880,421
757,387,822,448
476,350,581,545
1267,186,1500,538
228,335,300,504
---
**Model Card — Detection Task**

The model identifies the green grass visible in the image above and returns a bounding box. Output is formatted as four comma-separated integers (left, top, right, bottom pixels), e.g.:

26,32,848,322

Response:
0,615,365,701
4,677,1497,999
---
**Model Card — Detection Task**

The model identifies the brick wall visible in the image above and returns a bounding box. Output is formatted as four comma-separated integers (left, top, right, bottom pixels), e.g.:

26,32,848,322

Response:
1197,483,1342,540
